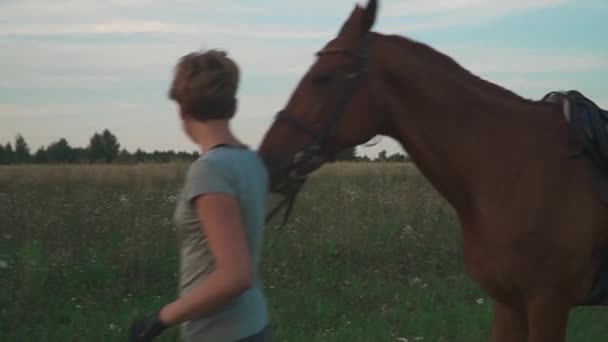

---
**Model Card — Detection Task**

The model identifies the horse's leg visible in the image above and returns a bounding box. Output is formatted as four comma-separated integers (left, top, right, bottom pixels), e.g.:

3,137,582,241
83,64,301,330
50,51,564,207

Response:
526,294,571,342
489,302,528,342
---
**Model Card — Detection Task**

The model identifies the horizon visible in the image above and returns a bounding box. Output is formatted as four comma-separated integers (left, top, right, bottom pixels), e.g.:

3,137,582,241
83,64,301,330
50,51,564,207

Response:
2,0,607,158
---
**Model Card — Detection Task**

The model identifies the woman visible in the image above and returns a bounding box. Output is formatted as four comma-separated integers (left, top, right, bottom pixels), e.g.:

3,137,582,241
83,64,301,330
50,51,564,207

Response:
128,49,270,341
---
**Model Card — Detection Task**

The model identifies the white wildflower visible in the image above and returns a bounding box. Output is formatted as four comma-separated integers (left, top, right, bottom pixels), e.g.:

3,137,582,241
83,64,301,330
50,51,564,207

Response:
0,260,8,269
476,298,484,304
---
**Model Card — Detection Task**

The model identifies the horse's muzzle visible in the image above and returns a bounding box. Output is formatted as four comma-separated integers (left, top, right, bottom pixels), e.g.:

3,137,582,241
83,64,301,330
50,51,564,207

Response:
261,151,325,194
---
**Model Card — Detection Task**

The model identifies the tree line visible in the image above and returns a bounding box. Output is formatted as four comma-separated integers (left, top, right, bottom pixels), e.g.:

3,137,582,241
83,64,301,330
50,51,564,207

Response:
336,147,411,163
0,130,199,165
0,130,410,165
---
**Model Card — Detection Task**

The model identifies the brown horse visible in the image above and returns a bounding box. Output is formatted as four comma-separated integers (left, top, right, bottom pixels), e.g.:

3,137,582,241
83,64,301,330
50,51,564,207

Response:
257,0,608,341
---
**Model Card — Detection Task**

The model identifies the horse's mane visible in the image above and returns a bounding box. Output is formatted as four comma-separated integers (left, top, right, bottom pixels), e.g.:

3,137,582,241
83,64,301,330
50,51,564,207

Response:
382,34,538,105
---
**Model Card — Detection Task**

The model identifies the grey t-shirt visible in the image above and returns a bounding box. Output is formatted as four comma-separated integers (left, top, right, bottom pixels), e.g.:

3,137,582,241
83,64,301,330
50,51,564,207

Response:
173,145,269,341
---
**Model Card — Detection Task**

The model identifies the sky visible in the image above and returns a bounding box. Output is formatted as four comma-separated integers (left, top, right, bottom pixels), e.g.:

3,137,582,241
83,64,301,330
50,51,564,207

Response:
1,0,607,157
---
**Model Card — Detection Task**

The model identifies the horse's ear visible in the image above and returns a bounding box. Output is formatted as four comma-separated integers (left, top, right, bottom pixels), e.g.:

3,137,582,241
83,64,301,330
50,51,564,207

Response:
338,4,363,37
362,0,378,33
338,0,378,38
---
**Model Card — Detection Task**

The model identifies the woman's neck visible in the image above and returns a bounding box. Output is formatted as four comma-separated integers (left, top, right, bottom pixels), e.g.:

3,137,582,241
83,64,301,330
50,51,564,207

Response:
187,119,243,153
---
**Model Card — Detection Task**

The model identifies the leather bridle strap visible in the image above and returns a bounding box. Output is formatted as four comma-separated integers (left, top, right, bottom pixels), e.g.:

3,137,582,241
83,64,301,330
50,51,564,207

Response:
274,33,373,159
265,33,373,229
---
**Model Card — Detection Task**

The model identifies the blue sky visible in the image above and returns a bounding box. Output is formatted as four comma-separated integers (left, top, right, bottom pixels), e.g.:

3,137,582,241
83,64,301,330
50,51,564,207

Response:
1,0,607,157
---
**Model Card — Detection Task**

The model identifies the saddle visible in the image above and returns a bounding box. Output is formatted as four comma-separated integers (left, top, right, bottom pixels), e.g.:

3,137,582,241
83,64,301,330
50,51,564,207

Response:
542,90,608,174
541,90,608,306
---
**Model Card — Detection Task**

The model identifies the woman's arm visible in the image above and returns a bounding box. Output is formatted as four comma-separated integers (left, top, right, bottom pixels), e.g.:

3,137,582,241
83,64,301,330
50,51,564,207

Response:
159,192,253,325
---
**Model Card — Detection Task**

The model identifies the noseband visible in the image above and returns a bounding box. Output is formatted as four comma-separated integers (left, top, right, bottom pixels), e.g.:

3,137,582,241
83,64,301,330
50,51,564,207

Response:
265,33,373,227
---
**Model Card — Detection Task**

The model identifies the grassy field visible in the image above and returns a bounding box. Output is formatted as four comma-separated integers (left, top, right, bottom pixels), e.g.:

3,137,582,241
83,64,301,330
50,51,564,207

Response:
1,162,606,341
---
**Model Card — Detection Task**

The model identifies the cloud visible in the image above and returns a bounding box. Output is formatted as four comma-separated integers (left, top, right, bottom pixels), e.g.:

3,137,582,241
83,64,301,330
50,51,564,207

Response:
0,0,280,18
0,105,18,118
0,41,172,91
0,0,159,23
0,0,575,39
0,37,317,91
382,0,570,16
0,0,333,39
0,84,285,122
0,20,332,39
0,96,273,152
0,0,602,156
496,78,570,91
440,47,608,74
2,29,604,97
0,101,158,121
378,0,573,33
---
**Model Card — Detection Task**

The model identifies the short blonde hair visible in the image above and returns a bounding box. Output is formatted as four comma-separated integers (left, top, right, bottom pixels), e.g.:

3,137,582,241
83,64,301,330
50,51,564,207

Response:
168,49,240,121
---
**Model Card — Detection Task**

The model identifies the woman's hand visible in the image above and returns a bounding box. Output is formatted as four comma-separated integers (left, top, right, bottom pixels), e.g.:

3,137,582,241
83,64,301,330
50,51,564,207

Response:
128,310,168,341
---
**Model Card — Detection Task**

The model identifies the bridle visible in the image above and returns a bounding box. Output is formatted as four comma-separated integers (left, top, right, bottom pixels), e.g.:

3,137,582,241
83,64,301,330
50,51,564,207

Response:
276,33,373,173
265,33,374,227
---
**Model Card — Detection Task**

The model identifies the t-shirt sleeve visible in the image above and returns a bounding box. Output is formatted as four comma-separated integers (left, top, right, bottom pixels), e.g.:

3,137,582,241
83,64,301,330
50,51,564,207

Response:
183,159,237,203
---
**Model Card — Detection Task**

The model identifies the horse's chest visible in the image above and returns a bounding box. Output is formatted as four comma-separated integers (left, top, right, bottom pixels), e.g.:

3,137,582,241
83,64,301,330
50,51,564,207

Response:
461,232,524,302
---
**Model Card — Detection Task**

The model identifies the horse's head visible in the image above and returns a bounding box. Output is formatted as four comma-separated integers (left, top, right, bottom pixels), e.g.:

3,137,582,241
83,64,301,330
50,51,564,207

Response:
258,0,386,194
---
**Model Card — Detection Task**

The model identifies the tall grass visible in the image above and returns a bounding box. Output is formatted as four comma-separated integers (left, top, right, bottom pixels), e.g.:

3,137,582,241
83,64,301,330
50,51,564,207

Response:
0,163,606,341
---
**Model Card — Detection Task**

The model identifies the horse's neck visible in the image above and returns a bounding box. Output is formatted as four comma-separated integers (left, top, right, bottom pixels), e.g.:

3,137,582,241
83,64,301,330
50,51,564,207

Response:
378,41,561,219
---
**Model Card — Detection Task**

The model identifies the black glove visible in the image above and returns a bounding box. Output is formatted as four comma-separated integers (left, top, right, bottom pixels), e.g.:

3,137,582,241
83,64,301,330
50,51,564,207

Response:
129,310,168,341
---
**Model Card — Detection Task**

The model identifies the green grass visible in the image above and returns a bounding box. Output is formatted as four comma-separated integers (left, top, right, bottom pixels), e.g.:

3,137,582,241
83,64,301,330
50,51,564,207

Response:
0,163,606,341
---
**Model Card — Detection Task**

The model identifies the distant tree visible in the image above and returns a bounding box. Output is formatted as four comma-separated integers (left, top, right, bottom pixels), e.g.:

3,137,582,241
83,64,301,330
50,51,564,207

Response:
116,149,134,164
0,144,5,165
47,138,73,163
176,150,200,162
376,150,387,162
387,152,406,162
101,129,120,163
134,149,146,163
151,150,170,163
72,147,89,163
335,147,357,161
33,147,48,163
87,132,105,163
356,154,371,162
1,129,208,164
87,129,120,163
14,134,31,163
4,143,15,164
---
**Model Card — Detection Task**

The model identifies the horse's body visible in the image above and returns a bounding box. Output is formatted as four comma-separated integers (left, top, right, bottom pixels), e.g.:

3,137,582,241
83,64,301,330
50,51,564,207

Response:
258,1,608,340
